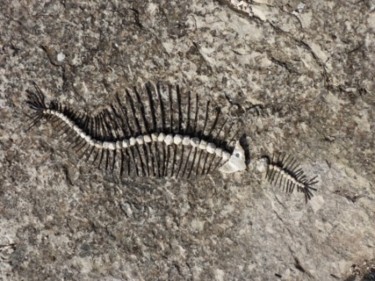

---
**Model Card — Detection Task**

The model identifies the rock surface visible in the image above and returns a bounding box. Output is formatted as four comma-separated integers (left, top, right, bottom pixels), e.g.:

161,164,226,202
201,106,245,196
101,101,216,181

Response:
1,1,374,280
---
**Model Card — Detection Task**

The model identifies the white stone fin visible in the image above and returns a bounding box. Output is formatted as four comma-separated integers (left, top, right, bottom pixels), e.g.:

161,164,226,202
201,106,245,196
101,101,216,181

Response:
219,141,247,174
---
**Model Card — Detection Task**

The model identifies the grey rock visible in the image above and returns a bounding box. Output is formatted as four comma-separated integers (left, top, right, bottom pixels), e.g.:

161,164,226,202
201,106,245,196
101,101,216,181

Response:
1,0,374,280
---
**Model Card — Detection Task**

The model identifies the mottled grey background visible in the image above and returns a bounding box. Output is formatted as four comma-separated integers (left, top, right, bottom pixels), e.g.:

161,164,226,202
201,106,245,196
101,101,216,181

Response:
1,1,374,280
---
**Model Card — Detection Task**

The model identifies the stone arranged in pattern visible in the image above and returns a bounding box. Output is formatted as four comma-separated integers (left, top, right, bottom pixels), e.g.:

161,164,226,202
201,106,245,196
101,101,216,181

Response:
264,155,318,203
26,82,317,201
44,108,232,160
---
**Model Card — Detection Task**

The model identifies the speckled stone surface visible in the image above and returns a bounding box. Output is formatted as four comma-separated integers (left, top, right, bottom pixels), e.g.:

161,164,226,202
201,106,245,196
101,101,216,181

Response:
1,1,374,280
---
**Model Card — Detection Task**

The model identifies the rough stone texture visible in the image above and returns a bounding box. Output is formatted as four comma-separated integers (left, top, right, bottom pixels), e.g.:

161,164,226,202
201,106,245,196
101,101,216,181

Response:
1,0,374,280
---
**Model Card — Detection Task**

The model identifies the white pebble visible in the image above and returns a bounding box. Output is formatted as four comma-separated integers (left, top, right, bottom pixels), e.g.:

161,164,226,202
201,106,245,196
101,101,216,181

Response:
214,148,223,157
129,137,136,146
57,52,65,62
206,143,216,154
116,141,122,150
151,133,158,141
83,135,90,142
144,135,152,143
190,138,200,147
199,140,207,150
158,133,165,142
94,141,102,149
122,139,129,148
136,135,144,145
256,157,269,173
182,136,190,146
86,137,94,146
164,134,173,145
222,152,231,161
173,134,182,145
107,142,115,150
